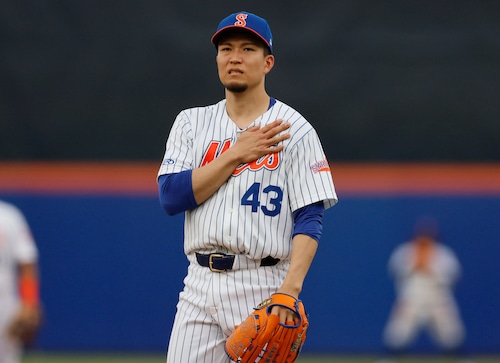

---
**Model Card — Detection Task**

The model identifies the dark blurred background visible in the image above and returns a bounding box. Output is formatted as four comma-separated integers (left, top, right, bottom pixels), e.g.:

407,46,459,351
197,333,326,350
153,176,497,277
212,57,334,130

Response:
1,0,498,162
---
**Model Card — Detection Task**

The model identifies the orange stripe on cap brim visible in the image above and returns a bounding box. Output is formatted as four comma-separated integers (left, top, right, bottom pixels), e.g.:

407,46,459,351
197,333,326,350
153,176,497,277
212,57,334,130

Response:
211,26,272,51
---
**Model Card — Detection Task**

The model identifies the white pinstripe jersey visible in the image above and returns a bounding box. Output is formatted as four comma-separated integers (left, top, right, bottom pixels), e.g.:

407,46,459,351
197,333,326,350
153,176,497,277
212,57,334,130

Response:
0,200,38,301
158,99,338,260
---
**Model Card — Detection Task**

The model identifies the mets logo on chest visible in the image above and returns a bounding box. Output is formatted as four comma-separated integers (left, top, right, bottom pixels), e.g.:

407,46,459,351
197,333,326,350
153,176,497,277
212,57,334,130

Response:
201,139,280,175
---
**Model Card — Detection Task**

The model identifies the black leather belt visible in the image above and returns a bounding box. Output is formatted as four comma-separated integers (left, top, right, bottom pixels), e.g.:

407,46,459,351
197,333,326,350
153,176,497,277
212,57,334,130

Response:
196,253,280,272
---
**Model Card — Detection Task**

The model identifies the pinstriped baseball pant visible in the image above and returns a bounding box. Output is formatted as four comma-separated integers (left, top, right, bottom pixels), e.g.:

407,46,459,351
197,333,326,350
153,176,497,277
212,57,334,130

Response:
166,257,288,363
0,299,21,363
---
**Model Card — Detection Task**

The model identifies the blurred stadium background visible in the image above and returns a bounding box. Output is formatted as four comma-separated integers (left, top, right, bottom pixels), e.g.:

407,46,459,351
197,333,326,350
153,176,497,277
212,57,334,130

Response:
1,0,499,362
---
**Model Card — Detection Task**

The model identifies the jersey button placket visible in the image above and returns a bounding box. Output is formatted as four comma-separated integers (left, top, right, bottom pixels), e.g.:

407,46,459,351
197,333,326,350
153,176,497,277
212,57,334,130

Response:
224,177,236,248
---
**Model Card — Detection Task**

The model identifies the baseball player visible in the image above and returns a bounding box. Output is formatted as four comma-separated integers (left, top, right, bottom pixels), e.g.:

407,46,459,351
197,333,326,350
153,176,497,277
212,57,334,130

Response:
381,217,466,358
157,11,338,363
0,200,41,363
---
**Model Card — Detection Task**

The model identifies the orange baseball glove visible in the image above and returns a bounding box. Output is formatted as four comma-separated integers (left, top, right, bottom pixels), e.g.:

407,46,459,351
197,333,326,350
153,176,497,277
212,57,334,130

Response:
225,293,309,363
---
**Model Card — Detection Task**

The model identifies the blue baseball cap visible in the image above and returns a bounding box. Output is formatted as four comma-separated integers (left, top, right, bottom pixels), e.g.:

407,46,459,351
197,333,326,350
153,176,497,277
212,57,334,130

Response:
211,11,273,53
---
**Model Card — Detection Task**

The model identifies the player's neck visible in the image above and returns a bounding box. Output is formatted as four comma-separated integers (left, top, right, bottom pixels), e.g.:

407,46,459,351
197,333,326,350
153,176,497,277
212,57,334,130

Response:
225,90,270,129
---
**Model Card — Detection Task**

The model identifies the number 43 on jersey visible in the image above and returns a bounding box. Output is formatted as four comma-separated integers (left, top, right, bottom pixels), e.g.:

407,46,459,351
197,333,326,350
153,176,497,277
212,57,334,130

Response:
241,182,283,217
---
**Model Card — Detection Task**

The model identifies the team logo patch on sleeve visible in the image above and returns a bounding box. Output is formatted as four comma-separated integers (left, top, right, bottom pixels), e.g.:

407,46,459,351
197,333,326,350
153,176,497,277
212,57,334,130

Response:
162,158,175,165
310,159,330,173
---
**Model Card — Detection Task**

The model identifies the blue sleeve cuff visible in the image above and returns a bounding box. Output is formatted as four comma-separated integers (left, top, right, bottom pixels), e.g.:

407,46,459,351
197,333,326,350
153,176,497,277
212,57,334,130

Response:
158,171,198,215
292,201,324,243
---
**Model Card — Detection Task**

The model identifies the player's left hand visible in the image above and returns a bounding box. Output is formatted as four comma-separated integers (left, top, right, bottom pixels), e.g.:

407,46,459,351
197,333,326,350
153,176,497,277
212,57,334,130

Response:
271,287,300,324
270,303,299,325
7,304,43,346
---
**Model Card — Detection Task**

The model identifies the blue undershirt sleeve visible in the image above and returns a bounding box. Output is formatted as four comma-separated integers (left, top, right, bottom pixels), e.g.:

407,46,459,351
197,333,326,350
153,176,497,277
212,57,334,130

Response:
158,171,198,216
292,201,324,243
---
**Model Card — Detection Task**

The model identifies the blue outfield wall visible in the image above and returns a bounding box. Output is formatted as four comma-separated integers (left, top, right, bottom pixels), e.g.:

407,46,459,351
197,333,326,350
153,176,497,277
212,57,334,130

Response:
1,193,499,354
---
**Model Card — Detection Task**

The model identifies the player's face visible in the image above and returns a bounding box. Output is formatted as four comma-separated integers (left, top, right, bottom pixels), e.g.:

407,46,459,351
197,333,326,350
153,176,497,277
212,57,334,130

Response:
415,235,435,246
216,33,274,93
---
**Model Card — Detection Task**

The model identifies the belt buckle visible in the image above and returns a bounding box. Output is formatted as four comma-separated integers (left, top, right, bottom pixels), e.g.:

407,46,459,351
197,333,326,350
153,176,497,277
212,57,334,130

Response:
209,253,227,273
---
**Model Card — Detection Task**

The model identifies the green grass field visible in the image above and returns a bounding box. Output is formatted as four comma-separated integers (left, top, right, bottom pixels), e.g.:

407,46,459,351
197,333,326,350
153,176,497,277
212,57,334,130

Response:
22,352,500,363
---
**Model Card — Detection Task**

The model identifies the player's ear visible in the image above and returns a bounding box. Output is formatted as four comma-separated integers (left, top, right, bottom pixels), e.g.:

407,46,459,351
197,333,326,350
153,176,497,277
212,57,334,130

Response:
263,54,275,75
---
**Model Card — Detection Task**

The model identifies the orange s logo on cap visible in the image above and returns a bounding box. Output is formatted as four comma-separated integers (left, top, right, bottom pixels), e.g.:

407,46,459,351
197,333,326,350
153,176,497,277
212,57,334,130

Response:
235,13,248,27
